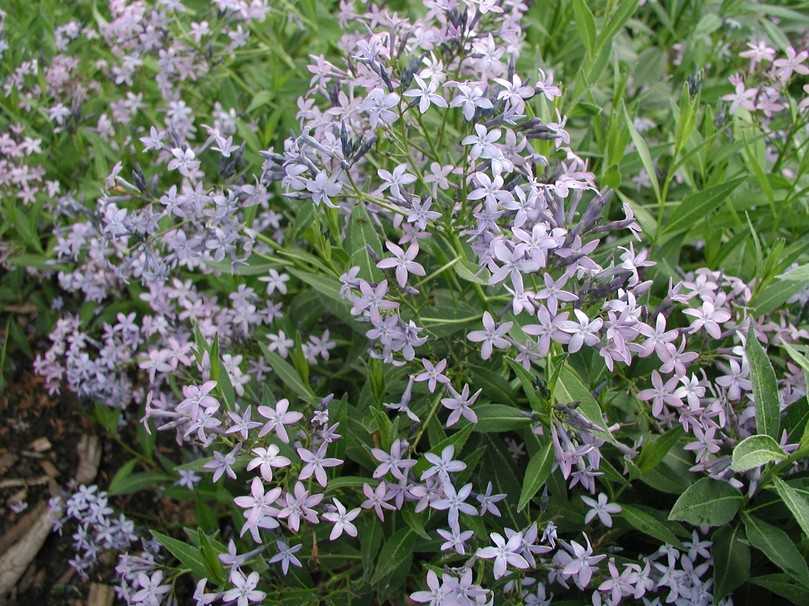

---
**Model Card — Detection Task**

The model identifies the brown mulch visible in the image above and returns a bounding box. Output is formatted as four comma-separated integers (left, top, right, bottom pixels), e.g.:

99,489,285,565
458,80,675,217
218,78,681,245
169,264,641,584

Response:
0,372,95,605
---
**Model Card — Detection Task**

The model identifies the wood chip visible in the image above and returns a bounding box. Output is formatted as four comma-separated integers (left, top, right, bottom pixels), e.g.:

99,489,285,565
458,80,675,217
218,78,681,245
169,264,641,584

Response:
75,435,101,485
39,460,59,478
87,583,115,606
0,453,16,476
29,438,51,453
0,503,53,597
0,477,49,489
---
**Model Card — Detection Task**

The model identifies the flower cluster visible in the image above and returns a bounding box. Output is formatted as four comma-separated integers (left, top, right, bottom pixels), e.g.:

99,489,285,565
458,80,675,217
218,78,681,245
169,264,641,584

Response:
4,0,809,604
51,485,138,579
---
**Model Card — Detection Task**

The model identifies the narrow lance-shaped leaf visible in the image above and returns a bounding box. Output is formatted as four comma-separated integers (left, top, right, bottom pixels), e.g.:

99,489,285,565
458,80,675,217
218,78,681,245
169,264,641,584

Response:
712,525,750,600
621,505,683,548
517,439,554,512
773,477,809,539
743,513,809,589
746,327,781,439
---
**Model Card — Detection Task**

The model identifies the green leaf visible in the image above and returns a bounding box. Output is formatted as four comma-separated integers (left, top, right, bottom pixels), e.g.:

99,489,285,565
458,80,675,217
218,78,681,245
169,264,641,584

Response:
624,104,660,203
198,531,227,585
359,517,383,582
508,360,546,413
472,404,532,433
13,205,43,253
453,259,489,285
571,0,596,57
401,508,431,541
151,530,208,579
668,478,743,526
662,177,745,240
749,574,805,604
782,341,809,375
750,278,807,316
93,402,121,434
746,327,781,439
773,477,809,539
347,204,383,281
553,363,612,441
107,459,137,494
370,528,417,585
730,434,785,472
108,463,172,496
635,426,683,474
517,439,553,512
743,513,809,589
621,505,684,547
260,344,315,401
712,525,750,600
247,90,273,112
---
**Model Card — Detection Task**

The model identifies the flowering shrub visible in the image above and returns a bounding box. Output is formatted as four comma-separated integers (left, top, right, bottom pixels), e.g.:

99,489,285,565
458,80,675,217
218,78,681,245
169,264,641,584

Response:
3,0,809,605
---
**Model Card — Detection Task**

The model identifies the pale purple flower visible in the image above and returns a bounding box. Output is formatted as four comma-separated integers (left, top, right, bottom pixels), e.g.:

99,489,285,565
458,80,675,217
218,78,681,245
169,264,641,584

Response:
226,407,262,440
234,477,281,528
580,493,621,527
407,197,442,230
638,370,685,416
410,570,448,605
683,301,731,339
636,313,678,360
371,439,416,480
414,358,450,393
536,68,562,101
278,482,322,532
494,74,534,113
441,384,481,426
477,481,507,517
193,579,218,606
536,272,578,315
222,569,265,606
739,40,775,68
553,534,605,589
378,164,416,199
268,540,303,575
363,88,400,127
132,571,171,606
167,147,200,178
431,481,477,529
468,172,512,207
773,46,809,82
557,309,602,353
267,330,294,357
377,241,425,287
259,269,289,295
361,481,396,521
404,75,448,113
721,77,758,114
437,526,475,555
257,399,303,443
176,469,201,489
246,445,291,482
297,443,343,487
422,445,467,484
322,498,361,540
451,84,493,121
462,124,501,160
305,170,342,207
467,311,512,360
477,532,530,579
204,446,239,482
